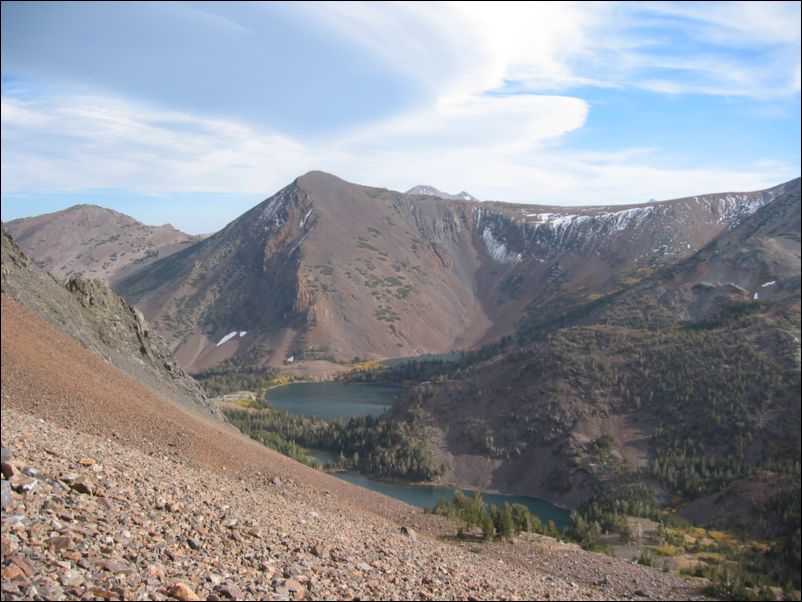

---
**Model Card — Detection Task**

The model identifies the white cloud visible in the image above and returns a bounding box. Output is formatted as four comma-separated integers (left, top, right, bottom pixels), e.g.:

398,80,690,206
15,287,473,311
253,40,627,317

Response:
341,94,589,154
1,95,317,195
2,86,797,218
1,2,798,230
422,1,800,99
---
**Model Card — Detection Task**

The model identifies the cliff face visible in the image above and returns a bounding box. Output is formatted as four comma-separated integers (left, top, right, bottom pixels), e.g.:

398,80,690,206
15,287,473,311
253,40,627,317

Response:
1,226,219,419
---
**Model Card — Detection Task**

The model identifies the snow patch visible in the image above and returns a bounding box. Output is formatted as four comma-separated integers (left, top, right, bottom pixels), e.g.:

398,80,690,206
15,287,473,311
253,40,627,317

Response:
239,331,247,337
289,227,314,256
761,281,776,288
482,227,522,264
598,206,654,232
529,212,591,229
216,331,239,347
528,205,653,233
300,208,312,229
753,292,760,300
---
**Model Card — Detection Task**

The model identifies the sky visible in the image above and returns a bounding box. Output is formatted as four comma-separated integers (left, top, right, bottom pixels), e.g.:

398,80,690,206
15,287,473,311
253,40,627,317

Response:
2,1,800,234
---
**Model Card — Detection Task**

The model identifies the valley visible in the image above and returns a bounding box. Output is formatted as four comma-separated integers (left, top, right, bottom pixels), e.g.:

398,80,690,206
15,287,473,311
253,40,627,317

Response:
5,4,800,600
3,173,800,600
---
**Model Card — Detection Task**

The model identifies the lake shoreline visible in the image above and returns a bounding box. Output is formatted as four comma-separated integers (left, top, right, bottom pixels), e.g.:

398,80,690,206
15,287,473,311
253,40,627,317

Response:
329,469,572,529
235,381,573,525
320,467,575,513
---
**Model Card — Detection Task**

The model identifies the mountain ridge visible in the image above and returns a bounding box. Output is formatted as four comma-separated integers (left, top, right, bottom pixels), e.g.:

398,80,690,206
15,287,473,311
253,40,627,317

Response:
116,171,796,373
388,180,801,511
5,204,202,285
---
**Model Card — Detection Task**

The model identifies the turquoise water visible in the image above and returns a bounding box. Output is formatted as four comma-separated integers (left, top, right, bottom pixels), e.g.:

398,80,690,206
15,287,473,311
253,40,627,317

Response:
332,472,571,530
265,382,405,420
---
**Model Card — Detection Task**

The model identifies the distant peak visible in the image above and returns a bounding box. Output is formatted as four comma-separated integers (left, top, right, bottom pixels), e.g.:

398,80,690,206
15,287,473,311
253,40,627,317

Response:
405,185,478,201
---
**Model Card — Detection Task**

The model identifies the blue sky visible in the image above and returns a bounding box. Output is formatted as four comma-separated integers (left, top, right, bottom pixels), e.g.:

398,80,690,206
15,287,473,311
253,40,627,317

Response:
2,1,800,234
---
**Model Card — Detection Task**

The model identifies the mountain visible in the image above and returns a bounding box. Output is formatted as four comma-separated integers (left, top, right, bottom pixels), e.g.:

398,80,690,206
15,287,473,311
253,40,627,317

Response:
5,204,201,285
1,226,220,419
117,171,791,373
389,179,801,514
406,185,479,201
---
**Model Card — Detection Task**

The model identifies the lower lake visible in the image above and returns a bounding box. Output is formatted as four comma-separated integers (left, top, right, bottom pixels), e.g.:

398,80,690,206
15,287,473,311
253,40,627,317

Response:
270,381,571,529
333,471,571,530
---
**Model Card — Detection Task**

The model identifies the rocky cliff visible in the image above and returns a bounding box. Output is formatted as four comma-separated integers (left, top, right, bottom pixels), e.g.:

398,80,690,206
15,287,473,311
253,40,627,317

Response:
1,227,219,419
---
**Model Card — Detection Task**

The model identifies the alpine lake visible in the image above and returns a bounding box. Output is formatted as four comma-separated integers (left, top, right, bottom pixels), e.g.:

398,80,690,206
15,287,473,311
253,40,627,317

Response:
265,381,571,529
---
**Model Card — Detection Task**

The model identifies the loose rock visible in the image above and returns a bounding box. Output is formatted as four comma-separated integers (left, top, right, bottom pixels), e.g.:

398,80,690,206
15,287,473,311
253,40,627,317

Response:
168,582,201,601
1,480,11,509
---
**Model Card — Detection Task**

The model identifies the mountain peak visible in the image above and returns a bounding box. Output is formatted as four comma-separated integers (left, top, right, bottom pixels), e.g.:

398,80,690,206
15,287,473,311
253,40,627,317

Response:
297,170,350,187
406,185,478,201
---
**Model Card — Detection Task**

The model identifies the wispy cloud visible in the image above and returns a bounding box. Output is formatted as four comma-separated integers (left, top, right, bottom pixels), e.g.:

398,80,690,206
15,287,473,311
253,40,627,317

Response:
0,95,315,195
1,1,799,232
2,91,796,209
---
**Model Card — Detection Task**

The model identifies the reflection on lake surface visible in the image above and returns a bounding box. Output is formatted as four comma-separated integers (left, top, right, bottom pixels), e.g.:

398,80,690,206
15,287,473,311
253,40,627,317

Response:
265,382,406,420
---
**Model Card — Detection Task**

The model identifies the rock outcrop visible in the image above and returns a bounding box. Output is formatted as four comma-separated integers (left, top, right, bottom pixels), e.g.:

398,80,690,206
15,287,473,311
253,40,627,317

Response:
1,227,219,419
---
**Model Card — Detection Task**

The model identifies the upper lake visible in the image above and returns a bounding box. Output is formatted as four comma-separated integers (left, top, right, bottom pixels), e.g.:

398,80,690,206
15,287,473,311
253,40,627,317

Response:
264,382,405,420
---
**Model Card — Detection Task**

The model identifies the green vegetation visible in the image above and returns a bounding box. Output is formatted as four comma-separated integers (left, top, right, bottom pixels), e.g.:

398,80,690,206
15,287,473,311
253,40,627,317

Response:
568,475,801,599
375,305,400,323
573,478,661,545
224,403,442,481
621,325,796,498
356,237,379,252
344,341,509,385
591,434,615,458
736,488,801,591
691,299,765,330
429,490,560,541
192,359,277,397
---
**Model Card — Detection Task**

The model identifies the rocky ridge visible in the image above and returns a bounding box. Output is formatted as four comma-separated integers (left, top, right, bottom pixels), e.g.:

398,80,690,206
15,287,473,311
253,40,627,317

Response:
116,172,796,372
1,228,219,419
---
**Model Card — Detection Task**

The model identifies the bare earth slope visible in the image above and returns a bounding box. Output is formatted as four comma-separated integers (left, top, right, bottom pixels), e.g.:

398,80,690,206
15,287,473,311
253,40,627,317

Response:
1,296,702,600
5,204,200,285
117,171,791,372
